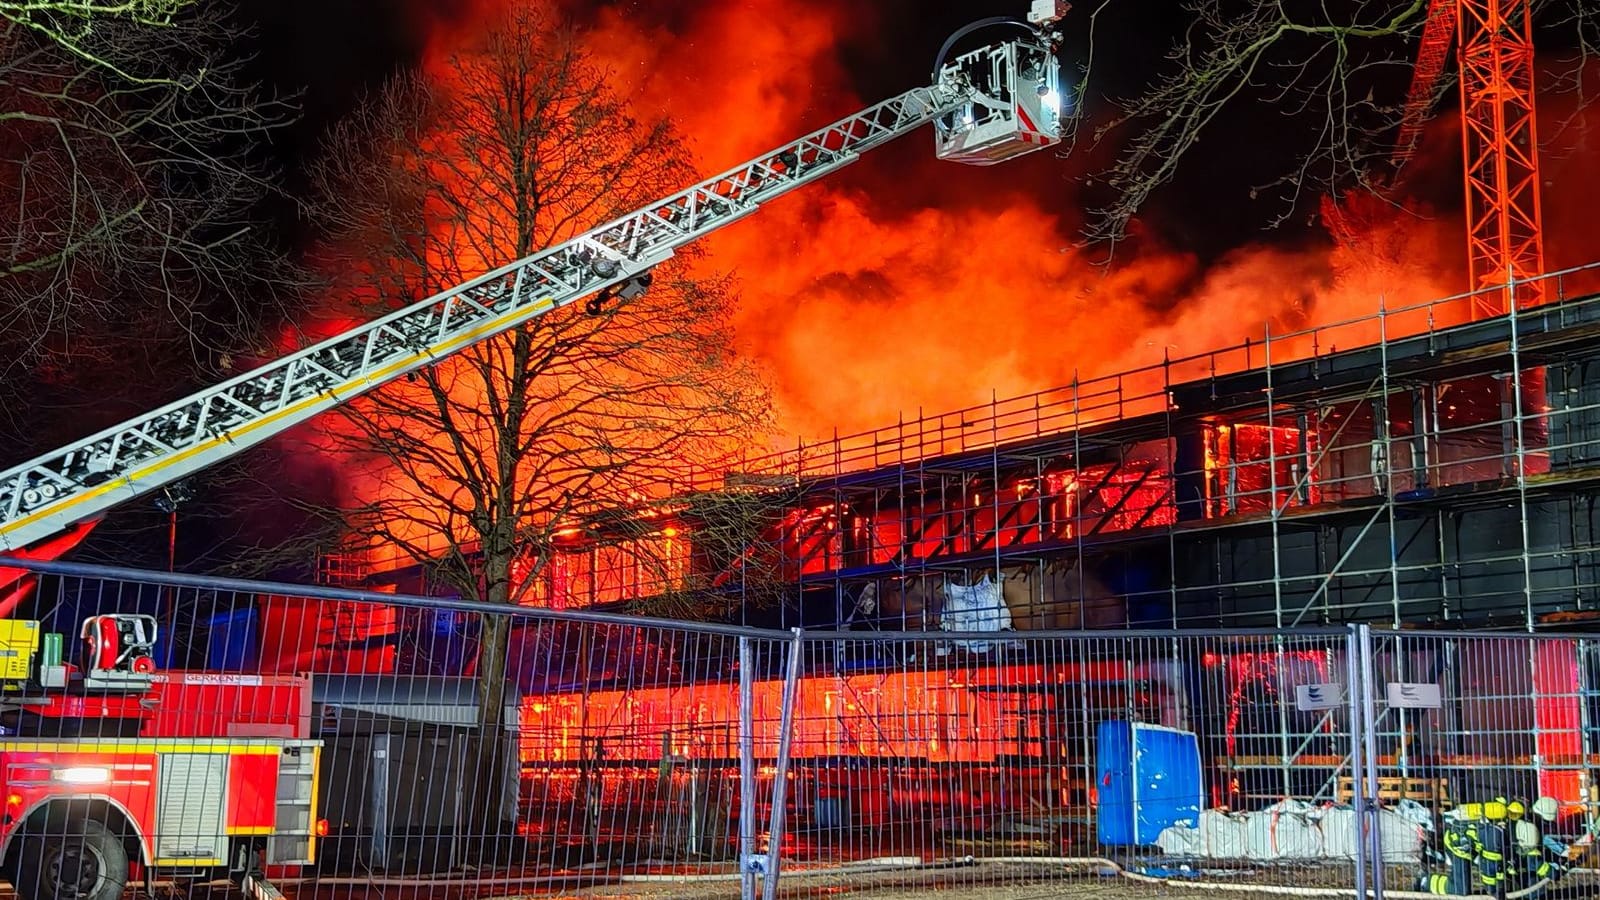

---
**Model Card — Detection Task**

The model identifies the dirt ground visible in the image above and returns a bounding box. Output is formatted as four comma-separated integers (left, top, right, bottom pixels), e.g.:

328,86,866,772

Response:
138,860,1596,900
524,863,1600,900
531,878,1283,900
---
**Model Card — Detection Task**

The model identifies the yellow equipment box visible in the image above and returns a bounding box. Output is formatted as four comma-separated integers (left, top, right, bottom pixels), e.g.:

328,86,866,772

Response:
0,620,40,681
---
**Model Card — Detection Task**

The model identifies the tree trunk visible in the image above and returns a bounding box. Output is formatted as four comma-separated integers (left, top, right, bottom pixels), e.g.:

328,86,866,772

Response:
466,610,515,862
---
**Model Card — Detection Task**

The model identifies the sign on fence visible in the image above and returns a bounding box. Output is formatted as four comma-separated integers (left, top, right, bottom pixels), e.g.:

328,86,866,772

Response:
1295,683,1345,710
1385,682,1442,709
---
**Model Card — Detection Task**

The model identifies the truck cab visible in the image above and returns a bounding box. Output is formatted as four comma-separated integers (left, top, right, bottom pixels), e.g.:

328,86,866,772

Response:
0,615,322,900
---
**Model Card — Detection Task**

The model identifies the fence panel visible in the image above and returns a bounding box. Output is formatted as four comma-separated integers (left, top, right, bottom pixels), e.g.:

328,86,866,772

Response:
1366,628,1600,899
759,627,1376,898
29,556,1600,899
0,558,801,900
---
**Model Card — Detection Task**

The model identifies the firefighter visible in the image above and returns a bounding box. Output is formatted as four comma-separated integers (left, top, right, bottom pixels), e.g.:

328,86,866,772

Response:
1418,809,1477,896
1419,797,1513,896
1509,797,1571,897
1475,797,1516,897
1467,796,1514,897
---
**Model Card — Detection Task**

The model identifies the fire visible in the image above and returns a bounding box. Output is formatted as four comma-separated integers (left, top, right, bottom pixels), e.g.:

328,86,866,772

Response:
415,0,1464,445
412,3,1592,446
282,1,1600,580
518,658,1139,764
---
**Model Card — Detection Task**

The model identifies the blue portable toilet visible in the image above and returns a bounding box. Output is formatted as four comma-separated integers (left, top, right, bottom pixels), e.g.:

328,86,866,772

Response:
1096,720,1203,846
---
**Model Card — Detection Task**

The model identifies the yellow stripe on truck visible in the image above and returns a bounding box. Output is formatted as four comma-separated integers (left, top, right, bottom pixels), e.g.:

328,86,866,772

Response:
0,740,284,755
308,743,322,864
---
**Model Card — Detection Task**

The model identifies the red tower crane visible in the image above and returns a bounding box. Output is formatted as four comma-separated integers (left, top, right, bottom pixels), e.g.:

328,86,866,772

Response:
1395,0,1545,317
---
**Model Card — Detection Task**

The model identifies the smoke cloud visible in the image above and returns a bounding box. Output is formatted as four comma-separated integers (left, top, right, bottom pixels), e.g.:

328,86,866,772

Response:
418,0,1579,449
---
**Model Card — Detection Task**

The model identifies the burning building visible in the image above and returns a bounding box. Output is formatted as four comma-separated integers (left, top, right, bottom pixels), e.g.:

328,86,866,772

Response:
335,265,1600,637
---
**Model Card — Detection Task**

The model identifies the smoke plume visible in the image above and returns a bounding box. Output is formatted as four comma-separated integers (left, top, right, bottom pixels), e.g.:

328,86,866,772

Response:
419,0,1581,449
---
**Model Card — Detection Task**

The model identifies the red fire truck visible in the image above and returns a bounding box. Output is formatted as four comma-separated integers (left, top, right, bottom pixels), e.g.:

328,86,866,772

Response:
0,614,321,900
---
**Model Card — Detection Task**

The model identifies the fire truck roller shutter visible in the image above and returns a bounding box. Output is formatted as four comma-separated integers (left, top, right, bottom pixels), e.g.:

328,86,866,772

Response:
7,801,139,900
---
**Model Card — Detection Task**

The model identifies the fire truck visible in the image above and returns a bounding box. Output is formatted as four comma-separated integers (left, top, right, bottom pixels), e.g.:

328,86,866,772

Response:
0,614,320,900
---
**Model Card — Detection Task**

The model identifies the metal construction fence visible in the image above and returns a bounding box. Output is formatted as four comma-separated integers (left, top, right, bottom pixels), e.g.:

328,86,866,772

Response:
0,558,1596,899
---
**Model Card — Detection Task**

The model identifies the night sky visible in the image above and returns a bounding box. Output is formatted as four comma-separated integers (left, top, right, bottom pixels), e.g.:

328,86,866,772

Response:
227,0,1593,272
232,0,1343,259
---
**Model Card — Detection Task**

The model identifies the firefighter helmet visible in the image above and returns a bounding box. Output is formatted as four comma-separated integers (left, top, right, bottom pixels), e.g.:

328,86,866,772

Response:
1515,819,1541,851
1531,797,1559,822
1462,799,1511,821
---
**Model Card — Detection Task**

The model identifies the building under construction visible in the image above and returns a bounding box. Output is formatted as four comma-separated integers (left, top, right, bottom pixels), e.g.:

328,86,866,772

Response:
344,265,1600,641
726,272,1600,636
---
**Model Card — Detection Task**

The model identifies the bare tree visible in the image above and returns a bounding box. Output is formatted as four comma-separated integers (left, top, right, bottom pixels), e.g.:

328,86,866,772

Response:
1076,0,1600,245
306,3,770,843
1,1,189,76
0,1,296,460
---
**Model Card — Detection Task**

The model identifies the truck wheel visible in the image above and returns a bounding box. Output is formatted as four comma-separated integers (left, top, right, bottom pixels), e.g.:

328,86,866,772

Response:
13,819,128,900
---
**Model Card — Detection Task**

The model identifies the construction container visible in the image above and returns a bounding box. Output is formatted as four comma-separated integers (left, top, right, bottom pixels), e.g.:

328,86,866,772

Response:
317,728,467,874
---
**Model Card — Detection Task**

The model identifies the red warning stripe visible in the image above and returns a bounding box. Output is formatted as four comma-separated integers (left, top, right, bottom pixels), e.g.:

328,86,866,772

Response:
1016,104,1041,136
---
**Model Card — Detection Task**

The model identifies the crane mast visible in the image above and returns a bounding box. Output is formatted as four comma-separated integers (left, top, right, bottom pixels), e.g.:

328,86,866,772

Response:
1392,0,1545,317
0,21,1066,552
1457,0,1545,315
1391,0,1458,171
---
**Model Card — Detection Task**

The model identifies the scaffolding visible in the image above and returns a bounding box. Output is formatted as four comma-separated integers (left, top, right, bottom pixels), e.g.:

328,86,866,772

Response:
609,263,1598,812
650,262,1600,635
357,263,1600,638
102,261,1600,832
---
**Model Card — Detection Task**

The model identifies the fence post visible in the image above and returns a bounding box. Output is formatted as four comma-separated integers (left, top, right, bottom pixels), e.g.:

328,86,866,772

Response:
738,636,757,900
761,628,806,900
1357,623,1385,898
1346,625,1369,900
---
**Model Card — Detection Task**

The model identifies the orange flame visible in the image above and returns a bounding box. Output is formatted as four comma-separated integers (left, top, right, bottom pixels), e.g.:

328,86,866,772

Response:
419,0,1466,446
286,0,1600,584
387,5,1600,451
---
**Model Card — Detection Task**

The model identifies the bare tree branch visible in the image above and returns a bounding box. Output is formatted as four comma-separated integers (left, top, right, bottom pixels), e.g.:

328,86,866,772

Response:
1078,1,1600,248
0,6,302,462
0,0,193,84
1079,0,1440,245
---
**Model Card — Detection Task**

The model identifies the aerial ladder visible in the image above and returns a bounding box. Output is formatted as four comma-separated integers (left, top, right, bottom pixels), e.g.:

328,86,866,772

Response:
0,5,1070,555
